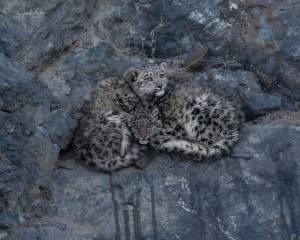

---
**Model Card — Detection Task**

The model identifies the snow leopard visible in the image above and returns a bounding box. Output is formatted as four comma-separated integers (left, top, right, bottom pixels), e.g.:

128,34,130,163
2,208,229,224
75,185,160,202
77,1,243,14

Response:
151,83,244,161
73,62,168,172
127,103,162,145
74,110,145,171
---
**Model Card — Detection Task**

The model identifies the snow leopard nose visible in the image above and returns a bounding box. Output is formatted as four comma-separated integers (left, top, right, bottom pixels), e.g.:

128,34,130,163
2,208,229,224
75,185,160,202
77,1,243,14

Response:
139,139,149,145
157,84,163,89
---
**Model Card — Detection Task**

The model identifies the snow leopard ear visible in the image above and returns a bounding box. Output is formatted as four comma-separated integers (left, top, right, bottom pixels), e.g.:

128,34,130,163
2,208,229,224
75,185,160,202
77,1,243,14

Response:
123,67,141,83
160,62,168,72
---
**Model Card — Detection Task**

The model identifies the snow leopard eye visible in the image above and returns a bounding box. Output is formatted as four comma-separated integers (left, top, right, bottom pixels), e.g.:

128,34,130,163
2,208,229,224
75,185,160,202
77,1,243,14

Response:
144,74,152,81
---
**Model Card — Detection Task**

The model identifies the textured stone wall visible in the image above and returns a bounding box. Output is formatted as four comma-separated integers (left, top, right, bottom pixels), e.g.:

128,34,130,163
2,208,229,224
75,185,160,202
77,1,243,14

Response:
0,0,300,239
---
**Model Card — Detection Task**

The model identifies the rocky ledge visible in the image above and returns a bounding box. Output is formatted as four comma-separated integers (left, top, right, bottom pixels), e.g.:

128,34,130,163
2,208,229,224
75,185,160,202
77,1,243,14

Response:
0,0,300,240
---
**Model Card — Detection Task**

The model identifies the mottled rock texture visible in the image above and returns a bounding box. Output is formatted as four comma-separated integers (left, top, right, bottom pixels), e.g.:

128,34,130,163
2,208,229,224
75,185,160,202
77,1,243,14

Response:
0,0,299,240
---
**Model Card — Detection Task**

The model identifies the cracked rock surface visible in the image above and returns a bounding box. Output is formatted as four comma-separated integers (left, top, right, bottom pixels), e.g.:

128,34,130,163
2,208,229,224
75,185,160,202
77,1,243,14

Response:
0,0,300,239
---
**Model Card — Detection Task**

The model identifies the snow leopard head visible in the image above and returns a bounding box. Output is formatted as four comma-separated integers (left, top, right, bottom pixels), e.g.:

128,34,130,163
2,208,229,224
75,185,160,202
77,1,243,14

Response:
123,62,168,100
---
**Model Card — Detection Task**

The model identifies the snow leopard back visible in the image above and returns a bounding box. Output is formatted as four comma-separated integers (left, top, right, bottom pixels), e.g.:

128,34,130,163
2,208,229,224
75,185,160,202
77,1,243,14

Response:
156,84,244,159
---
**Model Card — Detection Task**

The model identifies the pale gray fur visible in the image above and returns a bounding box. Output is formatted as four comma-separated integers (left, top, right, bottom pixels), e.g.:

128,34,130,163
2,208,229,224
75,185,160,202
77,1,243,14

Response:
151,82,244,161
76,110,145,171
74,62,243,171
127,103,162,145
73,63,168,172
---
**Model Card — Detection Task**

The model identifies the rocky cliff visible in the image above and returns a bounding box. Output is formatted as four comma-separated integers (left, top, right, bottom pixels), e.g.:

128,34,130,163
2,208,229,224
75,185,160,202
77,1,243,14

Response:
0,0,300,239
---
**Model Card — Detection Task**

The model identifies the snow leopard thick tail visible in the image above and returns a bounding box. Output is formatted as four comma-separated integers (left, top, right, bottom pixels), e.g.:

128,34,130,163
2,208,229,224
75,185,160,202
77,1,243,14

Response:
155,133,239,161
149,129,215,161
159,139,208,161
150,111,242,161
206,130,240,159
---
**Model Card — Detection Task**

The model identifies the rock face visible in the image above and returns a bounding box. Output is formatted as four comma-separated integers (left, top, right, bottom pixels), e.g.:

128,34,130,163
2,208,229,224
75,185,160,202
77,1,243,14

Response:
0,0,300,240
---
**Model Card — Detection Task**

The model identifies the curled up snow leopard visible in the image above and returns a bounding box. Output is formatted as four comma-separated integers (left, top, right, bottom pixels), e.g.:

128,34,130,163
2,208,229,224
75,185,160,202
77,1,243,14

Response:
150,80,244,161
73,62,244,172
73,63,168,172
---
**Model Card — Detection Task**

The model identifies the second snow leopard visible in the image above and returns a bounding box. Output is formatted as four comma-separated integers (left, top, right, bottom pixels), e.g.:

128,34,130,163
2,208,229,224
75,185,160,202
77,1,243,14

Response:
73,63,168,172
150,79,244,161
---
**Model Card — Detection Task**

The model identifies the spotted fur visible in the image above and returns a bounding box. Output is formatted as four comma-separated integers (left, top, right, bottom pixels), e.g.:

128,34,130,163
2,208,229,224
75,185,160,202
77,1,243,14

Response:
74,110,146,172
73,63,168,172
125,62,168,101
127,104,161,145
151,84,244,161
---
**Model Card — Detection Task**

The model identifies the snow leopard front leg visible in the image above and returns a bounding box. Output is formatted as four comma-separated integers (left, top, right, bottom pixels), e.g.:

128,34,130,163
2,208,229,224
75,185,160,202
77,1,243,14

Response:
118,123,148,167
150,127,208,161
120,124,132,157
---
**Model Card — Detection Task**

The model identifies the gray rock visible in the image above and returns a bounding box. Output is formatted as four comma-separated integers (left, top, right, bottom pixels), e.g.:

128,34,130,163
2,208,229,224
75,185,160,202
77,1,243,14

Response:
233,0,300,100
41,110,76,149
38,41,145,111
0,54,40,113
0,0,92,69
0,54,57,178
190,69,282,119
0,231,8,240
91,0,229,58
8,123,298,240
1,0,300,239
279,62,300,101
7,226,91,240
0,55,70,235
